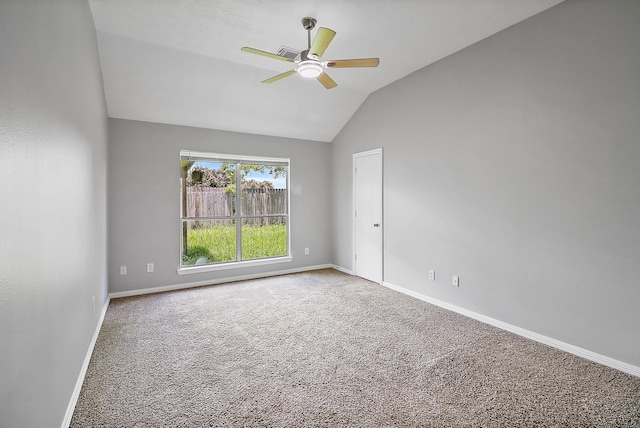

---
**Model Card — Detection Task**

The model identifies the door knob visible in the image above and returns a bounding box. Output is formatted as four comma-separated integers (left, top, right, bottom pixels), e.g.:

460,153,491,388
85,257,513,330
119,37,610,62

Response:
373,223,380,227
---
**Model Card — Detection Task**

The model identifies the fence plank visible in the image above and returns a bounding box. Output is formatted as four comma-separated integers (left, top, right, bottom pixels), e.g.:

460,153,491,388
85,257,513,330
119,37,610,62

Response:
185,187,286,227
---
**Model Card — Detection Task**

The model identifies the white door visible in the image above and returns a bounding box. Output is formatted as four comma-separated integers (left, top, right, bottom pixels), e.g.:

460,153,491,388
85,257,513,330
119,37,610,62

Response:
353,149,383,283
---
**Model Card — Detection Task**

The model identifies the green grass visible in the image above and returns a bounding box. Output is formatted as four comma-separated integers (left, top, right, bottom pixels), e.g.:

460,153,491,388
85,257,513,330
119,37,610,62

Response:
241,224,287,260
183,224,286,265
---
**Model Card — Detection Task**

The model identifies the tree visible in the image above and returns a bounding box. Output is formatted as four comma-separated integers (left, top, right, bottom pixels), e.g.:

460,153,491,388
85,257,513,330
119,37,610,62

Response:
186,163,285,193
222,163,285,191
187,165,231,188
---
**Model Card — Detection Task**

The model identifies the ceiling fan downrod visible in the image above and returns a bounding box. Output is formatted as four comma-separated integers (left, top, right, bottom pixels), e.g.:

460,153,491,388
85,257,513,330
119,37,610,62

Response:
301,17,317,50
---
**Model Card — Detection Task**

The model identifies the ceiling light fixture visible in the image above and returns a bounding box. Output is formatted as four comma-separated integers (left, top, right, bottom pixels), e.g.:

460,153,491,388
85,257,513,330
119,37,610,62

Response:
297,60,323,78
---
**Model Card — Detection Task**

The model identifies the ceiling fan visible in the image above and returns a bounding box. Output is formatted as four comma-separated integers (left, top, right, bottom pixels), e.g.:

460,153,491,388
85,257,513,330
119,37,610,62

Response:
241,17,380,89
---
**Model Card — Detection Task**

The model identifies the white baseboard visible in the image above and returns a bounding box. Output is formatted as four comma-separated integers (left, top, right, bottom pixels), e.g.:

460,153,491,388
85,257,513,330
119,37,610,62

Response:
109,264,334,299
62,297,111,428
331,264,354,275
382,281,640,379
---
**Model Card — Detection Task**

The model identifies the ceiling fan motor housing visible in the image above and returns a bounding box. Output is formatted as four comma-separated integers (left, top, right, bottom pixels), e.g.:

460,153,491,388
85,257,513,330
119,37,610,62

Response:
301,17,317,30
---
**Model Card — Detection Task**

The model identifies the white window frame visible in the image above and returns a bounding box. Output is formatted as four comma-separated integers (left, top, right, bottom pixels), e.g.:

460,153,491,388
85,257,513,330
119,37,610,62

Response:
178,150,292,275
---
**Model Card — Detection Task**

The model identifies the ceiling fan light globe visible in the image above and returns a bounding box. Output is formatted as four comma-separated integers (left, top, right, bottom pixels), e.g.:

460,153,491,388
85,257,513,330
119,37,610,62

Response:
297,61,323,78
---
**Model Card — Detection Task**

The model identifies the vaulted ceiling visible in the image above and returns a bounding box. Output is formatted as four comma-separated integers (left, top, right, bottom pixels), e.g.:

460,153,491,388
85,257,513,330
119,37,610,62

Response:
88,0,564,142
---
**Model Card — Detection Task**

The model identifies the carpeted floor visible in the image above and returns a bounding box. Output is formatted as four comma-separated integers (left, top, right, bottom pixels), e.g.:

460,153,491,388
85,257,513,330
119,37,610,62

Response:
71,269,640,427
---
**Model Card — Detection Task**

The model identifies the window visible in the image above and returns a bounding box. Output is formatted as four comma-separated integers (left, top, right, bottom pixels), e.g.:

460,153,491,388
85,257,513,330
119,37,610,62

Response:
179,151,290,271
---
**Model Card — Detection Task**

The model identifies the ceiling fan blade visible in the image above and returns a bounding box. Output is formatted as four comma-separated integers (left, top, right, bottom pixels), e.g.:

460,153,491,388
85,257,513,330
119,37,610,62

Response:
262,70,296,84
242,47,294,63
317,72,337,89
325,58,380,68
309,27,336,58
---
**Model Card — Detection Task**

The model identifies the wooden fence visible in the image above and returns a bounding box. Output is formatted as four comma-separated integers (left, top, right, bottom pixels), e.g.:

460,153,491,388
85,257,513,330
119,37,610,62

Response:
185,187,286,226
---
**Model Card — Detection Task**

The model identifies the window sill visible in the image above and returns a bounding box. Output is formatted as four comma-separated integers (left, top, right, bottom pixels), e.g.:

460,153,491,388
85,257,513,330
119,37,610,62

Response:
177,256,293,275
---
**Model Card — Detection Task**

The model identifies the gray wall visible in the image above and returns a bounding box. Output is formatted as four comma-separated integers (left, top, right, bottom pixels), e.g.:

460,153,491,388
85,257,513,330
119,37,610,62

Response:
108,119,331,294
0,0,108,426
332,0,640,367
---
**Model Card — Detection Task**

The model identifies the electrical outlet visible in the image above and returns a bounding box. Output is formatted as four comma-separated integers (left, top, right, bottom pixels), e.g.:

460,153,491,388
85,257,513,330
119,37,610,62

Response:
304,248,310,255
147,263,154,273
452,276,459,287
120,266,127,275
429,270,435,281
92,296,95,311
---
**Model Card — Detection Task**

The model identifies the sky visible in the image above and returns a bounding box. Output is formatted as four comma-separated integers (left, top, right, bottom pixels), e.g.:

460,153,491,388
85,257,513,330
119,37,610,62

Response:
245,170,286,189
194,161,286,189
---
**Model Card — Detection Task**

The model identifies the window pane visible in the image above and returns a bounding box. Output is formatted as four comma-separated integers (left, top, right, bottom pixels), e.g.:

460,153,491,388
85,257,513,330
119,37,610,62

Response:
240,164,287,216
241,217,287,260
182,219,236,266
180,153,290,268
183,161,236,217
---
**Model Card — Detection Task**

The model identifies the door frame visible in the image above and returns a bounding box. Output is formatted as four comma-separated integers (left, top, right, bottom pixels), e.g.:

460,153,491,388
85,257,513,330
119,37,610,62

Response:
352,148,383,283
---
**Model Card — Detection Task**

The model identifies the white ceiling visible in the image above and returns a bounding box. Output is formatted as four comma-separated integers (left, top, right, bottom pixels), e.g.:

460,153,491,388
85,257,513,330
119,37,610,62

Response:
88,0,563,142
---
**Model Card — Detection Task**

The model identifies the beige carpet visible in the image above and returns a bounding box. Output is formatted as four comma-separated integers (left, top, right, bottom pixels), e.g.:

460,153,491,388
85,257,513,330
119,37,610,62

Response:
71,269,640,427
